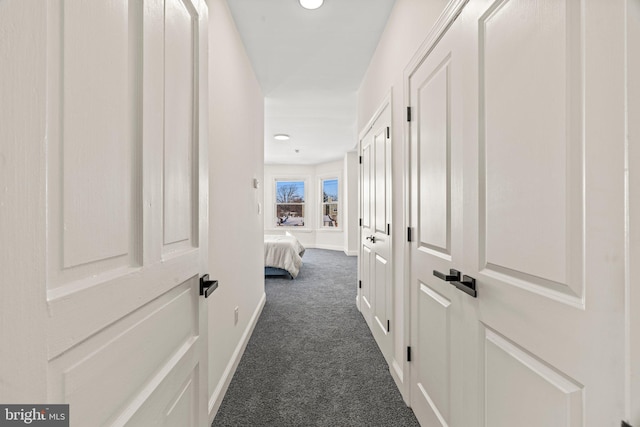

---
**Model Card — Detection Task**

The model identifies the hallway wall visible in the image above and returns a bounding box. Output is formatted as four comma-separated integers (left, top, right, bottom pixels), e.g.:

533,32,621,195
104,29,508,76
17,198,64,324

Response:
207,0,266,418
356,0,449,400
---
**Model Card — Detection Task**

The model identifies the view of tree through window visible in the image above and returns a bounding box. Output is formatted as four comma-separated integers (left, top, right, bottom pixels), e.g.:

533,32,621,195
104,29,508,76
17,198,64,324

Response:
321,178,338,227
275,180,305,227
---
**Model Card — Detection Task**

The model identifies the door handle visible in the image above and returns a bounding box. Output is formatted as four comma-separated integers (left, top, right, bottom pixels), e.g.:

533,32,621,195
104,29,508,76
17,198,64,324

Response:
200,274,218,298
365,235,376,243
452,275,477,298
433,269,461,282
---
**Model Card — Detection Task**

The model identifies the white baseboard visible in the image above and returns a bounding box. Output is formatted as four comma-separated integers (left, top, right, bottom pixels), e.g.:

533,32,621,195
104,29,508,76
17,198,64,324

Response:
313,243,344,251
208,292,266,423
343,249,358,256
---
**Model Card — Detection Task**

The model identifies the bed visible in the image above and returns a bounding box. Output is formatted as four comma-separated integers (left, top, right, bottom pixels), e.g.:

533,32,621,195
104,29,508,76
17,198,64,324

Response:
264,233,305,279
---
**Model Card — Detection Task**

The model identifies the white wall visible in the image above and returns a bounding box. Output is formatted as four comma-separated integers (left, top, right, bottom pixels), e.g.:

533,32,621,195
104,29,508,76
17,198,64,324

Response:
264,160,346,252
356,0,449,400
207,0,265,418
344,151,359,256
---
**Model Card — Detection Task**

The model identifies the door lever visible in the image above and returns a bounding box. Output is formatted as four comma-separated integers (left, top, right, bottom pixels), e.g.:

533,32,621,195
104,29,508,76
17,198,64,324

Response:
452,275,477,298
366,235,376,243
200,274,218,298
433,269,461,282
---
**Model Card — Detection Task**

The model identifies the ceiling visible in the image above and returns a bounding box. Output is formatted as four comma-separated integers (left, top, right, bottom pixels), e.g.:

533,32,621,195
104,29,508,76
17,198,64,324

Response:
226,0,396,165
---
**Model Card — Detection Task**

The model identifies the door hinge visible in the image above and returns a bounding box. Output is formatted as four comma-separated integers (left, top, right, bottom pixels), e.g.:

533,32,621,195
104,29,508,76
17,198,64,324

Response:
386,126,390,139
622,421,633,427
359,155,362,164
387,320,390,332
387,223,391,236
359,218,362,227
407,346,412,362
406,106,412,122
358,280,362,289
407,227,413,242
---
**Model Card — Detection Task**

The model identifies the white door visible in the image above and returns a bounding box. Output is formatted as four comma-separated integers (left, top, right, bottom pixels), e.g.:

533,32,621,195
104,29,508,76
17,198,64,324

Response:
409,0,627,426
1,1,209,425
359,98,393,362
407,14,468,426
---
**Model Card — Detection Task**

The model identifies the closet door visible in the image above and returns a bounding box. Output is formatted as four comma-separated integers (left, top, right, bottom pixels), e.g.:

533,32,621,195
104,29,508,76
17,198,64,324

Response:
461,0,625,424
359,99,393,363
408,11,471,426
409,0,626,425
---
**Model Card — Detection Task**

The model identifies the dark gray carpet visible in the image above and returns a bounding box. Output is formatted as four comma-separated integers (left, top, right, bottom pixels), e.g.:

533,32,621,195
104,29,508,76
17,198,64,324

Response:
212,249,420,427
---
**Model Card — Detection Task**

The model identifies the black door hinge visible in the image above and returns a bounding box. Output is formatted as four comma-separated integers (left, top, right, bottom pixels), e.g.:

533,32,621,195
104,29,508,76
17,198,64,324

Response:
359,218,362,227
358,280,362,289
387,320,390,332
387,223,391,236
407,346,412,362
359,155,362,164
407,227,413,242
406,106,412,122
386,127,390,138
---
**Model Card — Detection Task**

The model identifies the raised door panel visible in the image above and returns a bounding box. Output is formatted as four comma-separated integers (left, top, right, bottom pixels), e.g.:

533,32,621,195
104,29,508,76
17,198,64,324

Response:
362,140,373,230
361,245,373,316
414,283,451,426
47,0,142,290
163,0,196,253
373,254,389,336
484,329,583,427
418,56,451,256
374,129,388,235
479,0,583,303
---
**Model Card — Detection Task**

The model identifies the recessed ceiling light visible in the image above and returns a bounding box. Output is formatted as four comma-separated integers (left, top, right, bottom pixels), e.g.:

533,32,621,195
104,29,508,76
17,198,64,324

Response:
274,134,290,141
299,0,323,10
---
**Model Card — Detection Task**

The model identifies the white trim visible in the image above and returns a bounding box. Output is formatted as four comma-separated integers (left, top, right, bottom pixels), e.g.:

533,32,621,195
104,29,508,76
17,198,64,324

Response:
313,243,344,252
208,292,266,423
344,250,358,257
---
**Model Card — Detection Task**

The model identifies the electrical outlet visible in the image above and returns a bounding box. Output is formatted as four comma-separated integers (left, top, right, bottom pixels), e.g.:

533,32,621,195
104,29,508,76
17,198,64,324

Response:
234,306,239,325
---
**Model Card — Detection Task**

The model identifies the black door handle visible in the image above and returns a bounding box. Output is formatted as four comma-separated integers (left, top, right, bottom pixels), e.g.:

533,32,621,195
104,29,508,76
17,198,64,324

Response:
200,274,218,298
452,275,477,298
365,235,376,243
433,269,461,282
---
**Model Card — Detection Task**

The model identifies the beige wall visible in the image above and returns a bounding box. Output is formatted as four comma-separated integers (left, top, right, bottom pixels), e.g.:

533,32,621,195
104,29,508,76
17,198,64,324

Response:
356,0,449,399
207,0,265,417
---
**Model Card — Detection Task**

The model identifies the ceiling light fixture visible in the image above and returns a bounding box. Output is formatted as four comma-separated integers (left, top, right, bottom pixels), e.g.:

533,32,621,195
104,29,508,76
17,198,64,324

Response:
299,0,323,10
274,134,290,141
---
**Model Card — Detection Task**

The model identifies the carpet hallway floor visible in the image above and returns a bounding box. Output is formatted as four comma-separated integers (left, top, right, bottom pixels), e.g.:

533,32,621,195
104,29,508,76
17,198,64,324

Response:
212,249,420,427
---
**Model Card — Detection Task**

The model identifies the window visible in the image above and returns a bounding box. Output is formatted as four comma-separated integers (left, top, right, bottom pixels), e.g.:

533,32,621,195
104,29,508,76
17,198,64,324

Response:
321,178,339,227
275,180,305,227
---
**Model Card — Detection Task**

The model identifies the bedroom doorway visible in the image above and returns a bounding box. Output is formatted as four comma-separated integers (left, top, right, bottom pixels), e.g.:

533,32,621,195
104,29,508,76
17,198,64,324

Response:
358,92,393,365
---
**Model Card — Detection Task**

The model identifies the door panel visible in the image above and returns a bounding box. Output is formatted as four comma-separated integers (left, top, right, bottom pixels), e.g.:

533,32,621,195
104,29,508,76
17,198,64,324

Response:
164,0,194,249
414,283,451,425
418,56,451,256
484,329,583,427
43,0,209,424
479,0,582,299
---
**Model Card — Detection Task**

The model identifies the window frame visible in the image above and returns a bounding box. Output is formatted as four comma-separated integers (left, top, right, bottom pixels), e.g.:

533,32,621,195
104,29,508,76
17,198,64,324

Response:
274,178,308,228
319,176,341,230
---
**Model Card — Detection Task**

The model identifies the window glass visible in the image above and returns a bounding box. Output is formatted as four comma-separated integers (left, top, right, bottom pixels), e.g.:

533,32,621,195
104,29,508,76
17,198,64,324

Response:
275,180,305,227
321,178,338,227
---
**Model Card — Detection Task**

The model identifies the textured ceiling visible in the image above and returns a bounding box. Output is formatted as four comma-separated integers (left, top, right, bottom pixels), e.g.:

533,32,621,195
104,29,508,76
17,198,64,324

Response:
226,0,396,165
